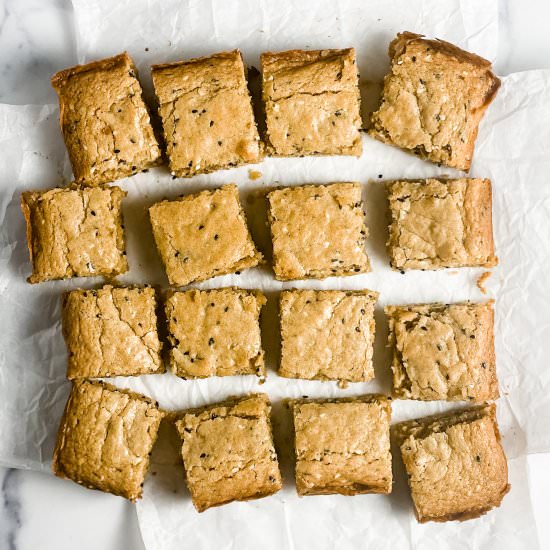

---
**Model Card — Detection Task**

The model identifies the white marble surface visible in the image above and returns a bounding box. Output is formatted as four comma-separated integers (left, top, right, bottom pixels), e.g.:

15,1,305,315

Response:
0,1,549,549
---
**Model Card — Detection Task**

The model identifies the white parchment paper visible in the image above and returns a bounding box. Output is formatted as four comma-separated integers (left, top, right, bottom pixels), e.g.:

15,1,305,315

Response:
0,0,548,548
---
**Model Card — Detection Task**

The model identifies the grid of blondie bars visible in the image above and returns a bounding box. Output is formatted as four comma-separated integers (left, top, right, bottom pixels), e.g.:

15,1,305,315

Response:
17,33,508,523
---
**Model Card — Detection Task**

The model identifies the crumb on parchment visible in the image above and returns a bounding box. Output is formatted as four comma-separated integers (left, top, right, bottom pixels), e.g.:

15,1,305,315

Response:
477,271,492,294
248,169,262,180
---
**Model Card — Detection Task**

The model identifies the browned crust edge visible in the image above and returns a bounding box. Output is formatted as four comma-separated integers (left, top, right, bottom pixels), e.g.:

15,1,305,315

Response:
464,178,498,267
151,49,242,73
51,52,133,90
20,192,37,283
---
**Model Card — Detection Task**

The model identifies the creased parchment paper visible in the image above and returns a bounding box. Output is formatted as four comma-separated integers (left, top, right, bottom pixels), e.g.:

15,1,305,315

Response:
0,0,547,547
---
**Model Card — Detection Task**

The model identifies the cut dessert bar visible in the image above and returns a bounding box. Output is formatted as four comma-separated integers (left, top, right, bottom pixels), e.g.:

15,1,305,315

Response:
52,380,164,501
267,183,370,280
385,301,498,402
165,287,266,379
62,285,164,379
175,394,282,512
393,404,510,522
279,289,378,382
21,185,127,283
149,184,262,286
289,395,392,496
51,52,161,185
386,178,497,270
370,32,500,170
261,48,362,156
152,50,262,177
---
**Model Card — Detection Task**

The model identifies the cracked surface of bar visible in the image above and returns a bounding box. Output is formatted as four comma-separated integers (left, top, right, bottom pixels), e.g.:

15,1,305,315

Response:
386,178,497,271
149,184,262,286
394,404,509,522
53,380,164,501
21,185,127,283
52,52,161,186
370,32,500,170
289,395,392,496
62,285,164,379
175,393,282,512
267,183,370,280
386,301,498,402
261,48,362,156
279,289,378,382
152,50,262,177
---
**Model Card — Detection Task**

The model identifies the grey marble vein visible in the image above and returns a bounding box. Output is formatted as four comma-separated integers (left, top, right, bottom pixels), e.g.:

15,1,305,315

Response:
0,468,21,550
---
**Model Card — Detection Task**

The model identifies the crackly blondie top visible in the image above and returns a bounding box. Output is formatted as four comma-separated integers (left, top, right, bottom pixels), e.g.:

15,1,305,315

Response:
387,178,497,270
267,183,370,280
261,48,362,156
279,289,378,382
386,301,498,402
62,285,164,379
149,184,262,286
290,396,392,496
21,185,128,283
370,32,500,170
52,380,164,501
152,50,262,178
166,288,266,379
175,394,282,512
394,404,509,522
51,52,161,186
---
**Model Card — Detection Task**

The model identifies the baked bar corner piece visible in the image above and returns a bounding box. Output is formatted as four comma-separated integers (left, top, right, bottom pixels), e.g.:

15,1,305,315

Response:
385,301,498,402
369,32,501,171
149,184,262,286
62,285,164,379
51,52,161,186
261,48,362,157
394,404,509,522
21,185,128,283
279,289,378,382
175,393,282,512
151,49,263,178
387,178,497,271
165,287,266,379
267,182,370,280
52,380,164,501
289,395,392,496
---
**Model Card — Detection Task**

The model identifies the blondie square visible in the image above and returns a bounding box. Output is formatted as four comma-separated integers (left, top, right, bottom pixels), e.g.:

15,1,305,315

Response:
370,32,500,171
261,48,362,156
175,394,282,512
289,395,392,496
149,184,262,286
267,183,370,280
62,285,163,379
52,380,164,501
51,52,161,186
165,288,266,379
279,289,378,382
386,301,498,402
387,178,497,270
21,185,128,283
152,50,262,178
394,404,510,522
